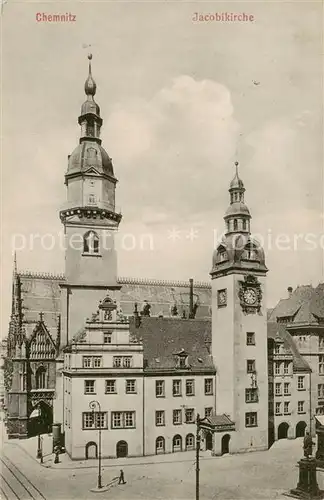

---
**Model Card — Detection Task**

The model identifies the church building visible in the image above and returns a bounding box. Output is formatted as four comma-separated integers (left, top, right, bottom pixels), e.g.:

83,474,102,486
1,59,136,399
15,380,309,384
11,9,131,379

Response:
5,55,324,459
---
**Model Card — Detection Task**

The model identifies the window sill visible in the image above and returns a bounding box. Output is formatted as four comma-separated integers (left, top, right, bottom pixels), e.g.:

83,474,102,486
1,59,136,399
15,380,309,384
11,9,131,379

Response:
155,424,165,427
156,395,165,398
275,413,283,416
105,392,117,395
111,427,136,430
245,424,258,428
205,393,213,396
246,400,259,404
82,253,102,258
173,394,182,397
217,304,227,308
284,413,291,416
186,394,195,397
298,411,306,415
173,422,182,426
297,388,306,391
126,392,137,395
84,392,97,395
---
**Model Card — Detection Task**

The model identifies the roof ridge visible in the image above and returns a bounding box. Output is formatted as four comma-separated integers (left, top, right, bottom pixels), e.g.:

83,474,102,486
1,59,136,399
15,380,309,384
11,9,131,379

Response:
18,271,212,288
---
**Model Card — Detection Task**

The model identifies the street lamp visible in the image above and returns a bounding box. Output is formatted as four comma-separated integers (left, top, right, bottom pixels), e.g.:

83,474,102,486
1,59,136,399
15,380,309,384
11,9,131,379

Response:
196,414,201,500
89,400,102,489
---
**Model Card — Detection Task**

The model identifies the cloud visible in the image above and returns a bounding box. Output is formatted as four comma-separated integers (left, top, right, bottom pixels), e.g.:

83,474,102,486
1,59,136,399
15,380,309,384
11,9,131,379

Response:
106,76,240,223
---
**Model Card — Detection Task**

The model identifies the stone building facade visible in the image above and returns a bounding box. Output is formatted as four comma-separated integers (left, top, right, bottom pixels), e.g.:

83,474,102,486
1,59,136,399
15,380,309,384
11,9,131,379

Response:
5,55,324,458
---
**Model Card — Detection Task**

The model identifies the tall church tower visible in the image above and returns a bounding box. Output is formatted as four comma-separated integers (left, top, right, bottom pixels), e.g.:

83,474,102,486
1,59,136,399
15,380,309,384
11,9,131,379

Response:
210,162,268,452
59,55,122,347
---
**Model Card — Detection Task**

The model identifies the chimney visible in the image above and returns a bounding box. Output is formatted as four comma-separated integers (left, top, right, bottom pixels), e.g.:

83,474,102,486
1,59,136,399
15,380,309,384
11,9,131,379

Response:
287,286,293,298
189,278,194,319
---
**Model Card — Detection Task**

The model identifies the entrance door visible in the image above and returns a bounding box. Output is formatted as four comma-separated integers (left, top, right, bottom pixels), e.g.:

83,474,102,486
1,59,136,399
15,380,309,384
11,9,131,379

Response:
296,421,307,438
221,434,230,455
116,440,128,458
278,422,289,439
206,432,213,451
85,441,98,459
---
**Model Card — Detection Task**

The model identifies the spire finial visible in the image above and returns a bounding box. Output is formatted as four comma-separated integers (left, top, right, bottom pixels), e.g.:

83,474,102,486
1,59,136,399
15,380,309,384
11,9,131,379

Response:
84,53,96,96
235,161,239,175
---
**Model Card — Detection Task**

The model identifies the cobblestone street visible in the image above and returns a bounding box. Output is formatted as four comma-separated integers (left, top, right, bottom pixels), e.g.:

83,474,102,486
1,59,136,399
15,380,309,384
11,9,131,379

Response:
2,424,324,500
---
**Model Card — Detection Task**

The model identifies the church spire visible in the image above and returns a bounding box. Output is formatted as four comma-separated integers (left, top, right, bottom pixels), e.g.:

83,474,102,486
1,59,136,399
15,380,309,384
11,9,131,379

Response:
78,54,102,144
224,161,251,235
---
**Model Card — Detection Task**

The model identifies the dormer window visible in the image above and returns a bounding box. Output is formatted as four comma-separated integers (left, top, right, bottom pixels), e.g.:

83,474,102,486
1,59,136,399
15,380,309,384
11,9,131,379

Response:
176,349,189,369
84,230,99,254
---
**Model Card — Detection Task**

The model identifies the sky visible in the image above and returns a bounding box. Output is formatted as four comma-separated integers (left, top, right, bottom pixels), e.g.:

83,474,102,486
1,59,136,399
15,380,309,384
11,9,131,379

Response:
1,0,323,336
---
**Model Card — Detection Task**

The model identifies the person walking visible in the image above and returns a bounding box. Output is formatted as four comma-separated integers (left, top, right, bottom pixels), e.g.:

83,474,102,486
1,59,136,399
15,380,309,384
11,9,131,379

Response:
118,469,126,484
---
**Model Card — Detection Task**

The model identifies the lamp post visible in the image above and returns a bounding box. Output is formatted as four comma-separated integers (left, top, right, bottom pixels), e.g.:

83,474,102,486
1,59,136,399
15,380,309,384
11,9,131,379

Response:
36,403,43,460
196,414,201,500
89,400,102,489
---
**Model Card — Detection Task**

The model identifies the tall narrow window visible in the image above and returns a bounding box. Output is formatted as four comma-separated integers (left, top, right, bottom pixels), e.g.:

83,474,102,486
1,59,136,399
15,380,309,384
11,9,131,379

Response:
233,219,238,231
84,231,99,254
36,367,47,389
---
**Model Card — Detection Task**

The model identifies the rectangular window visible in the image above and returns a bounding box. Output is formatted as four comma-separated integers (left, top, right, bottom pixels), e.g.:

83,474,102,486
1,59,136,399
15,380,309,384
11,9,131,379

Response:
319,355,324,374
245,412,257,427
185,408,195,424
275,402,281,415
275,362,281,375
84,380,95,394
247,359,256,374
103,333,112,344
112,411,122,428
105,380,116,393
82,412,107,429
204,407,213,418
284,401,290,415
126,379,137,394
283,361,290,375
186,379,195,396
173,409,182,425
123,356,133,368
124,412,135,428
246,332,255,345
173,379,182,397
245,388,258,403
318,384,324,399
155,410,165,426
204,378,213,395
83,357,92,368
179,356,187,368
284,382,290,395
113,356,122,368
93,357,102,368
298,401,305,414
155,380,165,398
297,376,305,390
111,411,135,429
275,382,282,396
274,344,280,354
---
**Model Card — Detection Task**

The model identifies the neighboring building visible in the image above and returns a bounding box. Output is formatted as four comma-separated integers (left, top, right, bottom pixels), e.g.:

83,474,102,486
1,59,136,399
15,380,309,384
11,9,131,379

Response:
4,55,324,458
267,284,324,443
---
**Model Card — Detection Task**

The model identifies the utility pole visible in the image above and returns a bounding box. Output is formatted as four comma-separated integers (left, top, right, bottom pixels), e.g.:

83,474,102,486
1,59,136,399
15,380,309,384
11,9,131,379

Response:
196,414,201,500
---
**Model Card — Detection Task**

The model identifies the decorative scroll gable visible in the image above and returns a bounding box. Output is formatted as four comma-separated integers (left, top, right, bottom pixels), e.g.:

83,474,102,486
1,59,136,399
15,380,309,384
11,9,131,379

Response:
28,321,56,360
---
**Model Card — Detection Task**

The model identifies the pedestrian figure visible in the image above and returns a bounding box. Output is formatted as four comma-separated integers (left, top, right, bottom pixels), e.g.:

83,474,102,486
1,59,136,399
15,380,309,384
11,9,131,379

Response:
54,445,60,464
118,469,126,484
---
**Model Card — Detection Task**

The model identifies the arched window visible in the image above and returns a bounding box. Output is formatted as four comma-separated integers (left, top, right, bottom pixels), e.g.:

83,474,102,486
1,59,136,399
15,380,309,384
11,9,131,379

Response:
172,434,182,452
156,436,165,454
84,231,99,254
233,219,238,231
36,367,47,389
242,220,247,231
185,433,195,450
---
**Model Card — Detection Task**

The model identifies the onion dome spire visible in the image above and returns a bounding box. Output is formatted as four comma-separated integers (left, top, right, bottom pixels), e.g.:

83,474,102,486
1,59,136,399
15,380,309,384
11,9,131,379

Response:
84,53,97,96
78,54,102,143
224,161,251,235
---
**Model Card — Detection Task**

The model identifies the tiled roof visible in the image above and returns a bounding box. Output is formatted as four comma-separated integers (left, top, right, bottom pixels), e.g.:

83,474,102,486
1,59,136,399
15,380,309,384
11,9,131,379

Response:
16,272,212,342
129,317,214,372
268,285,321,324
200,413,235,430
267,322,311,372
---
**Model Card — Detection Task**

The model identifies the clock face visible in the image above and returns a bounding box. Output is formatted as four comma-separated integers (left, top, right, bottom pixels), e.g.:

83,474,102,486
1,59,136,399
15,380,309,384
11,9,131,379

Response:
243,288,257,305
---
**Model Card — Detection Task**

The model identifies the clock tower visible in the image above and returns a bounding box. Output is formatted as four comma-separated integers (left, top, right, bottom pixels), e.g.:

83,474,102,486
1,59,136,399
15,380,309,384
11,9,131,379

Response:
59,55,122,348
210,162,268,452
